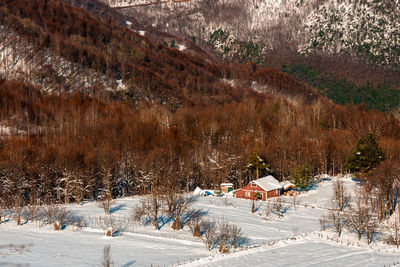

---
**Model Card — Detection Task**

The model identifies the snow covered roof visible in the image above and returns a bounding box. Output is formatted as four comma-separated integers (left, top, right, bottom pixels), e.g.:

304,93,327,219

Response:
253,175,282,192
221,183,233,187
281,181,296,190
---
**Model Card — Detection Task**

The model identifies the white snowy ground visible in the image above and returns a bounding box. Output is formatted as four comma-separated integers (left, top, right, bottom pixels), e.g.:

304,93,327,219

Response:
1,176,400,266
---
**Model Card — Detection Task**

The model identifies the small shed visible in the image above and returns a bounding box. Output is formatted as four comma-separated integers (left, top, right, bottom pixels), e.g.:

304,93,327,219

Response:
220,183,234,193
281,181,298,195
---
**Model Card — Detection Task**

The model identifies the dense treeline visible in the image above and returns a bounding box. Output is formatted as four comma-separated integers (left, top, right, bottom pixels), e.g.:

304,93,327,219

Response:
1,79,400,208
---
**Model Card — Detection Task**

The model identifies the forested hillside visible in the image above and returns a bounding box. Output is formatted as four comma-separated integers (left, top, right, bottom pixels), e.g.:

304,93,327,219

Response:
0,0,400,210
102,0,400,111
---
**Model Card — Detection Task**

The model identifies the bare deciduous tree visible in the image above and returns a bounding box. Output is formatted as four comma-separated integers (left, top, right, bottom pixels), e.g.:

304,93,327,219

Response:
345,188,376,242
164,192,195,230
332,179,351,211
132,193,164,230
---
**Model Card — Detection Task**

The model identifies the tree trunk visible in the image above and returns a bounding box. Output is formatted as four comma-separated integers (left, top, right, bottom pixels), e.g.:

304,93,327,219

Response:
172,218,181,230
153,218,158,230
193,224,201,237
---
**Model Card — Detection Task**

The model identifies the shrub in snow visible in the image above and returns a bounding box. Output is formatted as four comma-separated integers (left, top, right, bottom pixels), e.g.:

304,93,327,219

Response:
292,195,300,211
188,217,202,237
89,215,128,237
200,219,217,250
271,198,288,218
44,205,82,230
97,194,115,215
200,219,248,252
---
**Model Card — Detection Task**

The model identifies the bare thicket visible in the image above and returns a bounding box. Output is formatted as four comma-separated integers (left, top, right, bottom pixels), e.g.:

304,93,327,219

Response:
328,210,345,237
263,202,271,220
132,193,164,230
26,205,38,223
45,206,80,231
218,220,231,253
97,167,115,215
384,212,400,248
98,197,115,216
199,219,247,252
292,195,300,211
332,179,351,211
371,161,398,222
319,216,329,231
229,223,246,249
271,198,287,218
13,196,23,226
102,244,113,267
200,219,217,250
217,220,248,252
89,215,128,236
345,188,377,243
164,192,195,230
0,206,6,224
188,216,202,237
223,198,232,207
34,207,46,228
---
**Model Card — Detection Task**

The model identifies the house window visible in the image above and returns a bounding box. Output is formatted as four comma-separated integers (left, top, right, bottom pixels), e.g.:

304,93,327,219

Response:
251,183,256,188
245,192,251,197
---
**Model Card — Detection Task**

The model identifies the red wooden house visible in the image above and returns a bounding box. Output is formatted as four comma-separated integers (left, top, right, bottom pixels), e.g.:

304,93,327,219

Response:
235,175,282,201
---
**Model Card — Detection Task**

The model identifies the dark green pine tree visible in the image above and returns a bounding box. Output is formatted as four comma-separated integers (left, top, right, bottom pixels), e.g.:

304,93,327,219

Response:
345,134,384,174
291,164,314,189
246,151,270,180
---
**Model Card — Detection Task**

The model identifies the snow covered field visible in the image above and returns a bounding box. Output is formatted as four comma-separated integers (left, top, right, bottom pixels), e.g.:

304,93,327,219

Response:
1,177,399,266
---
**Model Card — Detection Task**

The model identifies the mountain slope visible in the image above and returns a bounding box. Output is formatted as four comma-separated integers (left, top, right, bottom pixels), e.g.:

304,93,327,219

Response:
0,0,321,106
101,0,400,111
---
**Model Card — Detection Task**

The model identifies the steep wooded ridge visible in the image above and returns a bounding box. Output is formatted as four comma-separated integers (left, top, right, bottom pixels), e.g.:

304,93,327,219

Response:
0,0,319,107
105,0,400,112
0,0,400,207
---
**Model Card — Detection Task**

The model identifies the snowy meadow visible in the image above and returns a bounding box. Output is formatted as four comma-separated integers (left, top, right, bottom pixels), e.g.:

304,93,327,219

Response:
1,176,400,266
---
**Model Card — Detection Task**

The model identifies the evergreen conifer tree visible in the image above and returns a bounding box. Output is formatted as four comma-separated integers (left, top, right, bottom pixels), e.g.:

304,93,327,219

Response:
345,134,384,173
